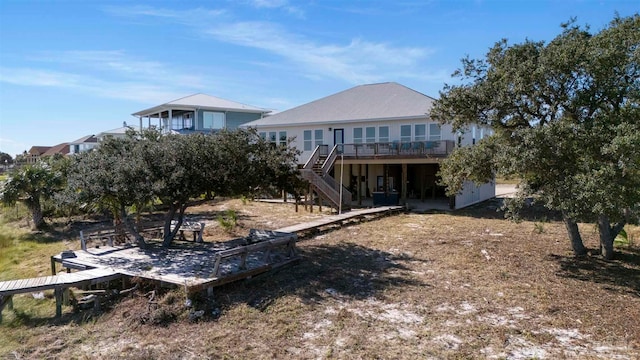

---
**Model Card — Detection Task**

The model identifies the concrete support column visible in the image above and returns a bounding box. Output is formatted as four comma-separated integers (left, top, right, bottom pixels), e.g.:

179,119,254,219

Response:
401,163,408,203
356,164,361,205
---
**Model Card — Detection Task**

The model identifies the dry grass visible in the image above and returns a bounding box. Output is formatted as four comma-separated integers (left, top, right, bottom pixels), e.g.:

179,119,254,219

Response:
1,198,639,359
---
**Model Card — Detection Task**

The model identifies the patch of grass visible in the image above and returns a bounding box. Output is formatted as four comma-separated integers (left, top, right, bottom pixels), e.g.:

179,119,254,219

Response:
614,226,638,248
217,209,238,233
495,176,521,185
1,200,640,359
0,232,13,248
1,203,30,224
533,222,545,234
0,210,68,281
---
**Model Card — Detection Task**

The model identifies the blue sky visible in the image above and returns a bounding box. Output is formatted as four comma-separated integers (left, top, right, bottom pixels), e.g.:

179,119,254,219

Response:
0,0,637,157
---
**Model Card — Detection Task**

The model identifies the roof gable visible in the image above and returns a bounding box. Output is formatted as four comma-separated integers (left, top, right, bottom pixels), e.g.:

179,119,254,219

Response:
43,143,69,156
244,82,436,127
69,135,97,144
97,126,134,137
28,146,51,155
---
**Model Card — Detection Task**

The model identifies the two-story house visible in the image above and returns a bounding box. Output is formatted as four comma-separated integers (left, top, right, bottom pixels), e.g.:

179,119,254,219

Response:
243,82,494,210
132,93,271,134
22,143,69,164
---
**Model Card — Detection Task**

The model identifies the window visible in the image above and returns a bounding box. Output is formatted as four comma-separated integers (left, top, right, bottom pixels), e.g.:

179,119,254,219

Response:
379,126,389,143
279,131,287,146
415,124,426,141
400,125,411,143
429,124,441,141
203,111,225,130
183,113,193,130
314,129,323,146
259,132,267,140
365,127,376,143
303,130,312,151
268,132,277,143
353,128,363,143
171,118,182,130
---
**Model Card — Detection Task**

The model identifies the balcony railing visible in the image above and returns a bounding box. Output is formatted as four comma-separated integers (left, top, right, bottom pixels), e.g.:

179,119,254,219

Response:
337,140,455,159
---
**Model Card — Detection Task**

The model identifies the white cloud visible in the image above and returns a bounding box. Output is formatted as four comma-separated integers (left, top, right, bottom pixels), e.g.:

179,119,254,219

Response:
204,21,434,84
107,6,439,85
248,0,304,17
0,65,195,104
0,48,232,105
32,50,206,87
103,5,225,21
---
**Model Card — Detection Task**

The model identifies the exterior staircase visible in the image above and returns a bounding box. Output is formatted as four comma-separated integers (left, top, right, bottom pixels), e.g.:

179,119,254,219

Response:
300,145,352,211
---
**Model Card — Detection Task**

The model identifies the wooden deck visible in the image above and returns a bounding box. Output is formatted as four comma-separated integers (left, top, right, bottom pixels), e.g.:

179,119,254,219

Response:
0,268,122,320
51,231,299,291
1,205,404,321
0,268,120,297
275,205,404,236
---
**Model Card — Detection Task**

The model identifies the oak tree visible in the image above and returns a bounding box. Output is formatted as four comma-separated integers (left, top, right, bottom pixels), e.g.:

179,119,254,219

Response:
432,15,640,259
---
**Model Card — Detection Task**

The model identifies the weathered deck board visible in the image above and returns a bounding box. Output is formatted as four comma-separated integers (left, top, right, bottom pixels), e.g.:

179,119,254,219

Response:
0,268,121,298
275,206,403,234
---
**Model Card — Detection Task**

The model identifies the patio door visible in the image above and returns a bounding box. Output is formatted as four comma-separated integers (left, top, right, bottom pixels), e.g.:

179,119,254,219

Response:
334,128,344,153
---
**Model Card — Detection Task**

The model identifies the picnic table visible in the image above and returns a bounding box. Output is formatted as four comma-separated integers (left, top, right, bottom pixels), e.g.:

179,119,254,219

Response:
171,220,205,242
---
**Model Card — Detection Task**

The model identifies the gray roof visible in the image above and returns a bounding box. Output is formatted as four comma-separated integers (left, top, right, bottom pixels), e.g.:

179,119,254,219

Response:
96,126,135,137
132,93,270,117
243,82,436,127
69,135,97,144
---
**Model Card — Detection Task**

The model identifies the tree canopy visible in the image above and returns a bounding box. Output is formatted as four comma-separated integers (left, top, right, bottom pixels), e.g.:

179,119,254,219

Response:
0,152,13,166
66,128,300,247
0,157,68,229
432,14,640,259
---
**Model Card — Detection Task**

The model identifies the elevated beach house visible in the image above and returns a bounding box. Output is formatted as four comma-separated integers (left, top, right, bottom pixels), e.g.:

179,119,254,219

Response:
132,93,271,134
242,82,495,210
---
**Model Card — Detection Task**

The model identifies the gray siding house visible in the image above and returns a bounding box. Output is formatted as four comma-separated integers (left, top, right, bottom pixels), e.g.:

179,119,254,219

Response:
243,82,494,210
132,93,271,134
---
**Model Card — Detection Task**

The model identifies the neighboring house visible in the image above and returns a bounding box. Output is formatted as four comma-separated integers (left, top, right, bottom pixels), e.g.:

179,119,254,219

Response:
23,143,69,164
96,123,134,143
68,135,98,155
131,93,271,134
23,146,51,164
243,82,494,210
42,143,70,157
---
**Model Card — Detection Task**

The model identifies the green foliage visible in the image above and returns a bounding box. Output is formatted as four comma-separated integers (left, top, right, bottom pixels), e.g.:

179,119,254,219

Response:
614,228,634,247
0,152,13,166
64,128,299,247
432,15,640,258
533,223,545,234
65,129,156,246
217,209,238,233
0,158,68,229
438,136,497,196
614,228,628,245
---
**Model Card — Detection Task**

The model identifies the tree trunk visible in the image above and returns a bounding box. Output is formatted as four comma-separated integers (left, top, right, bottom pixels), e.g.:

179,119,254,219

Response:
162,205,178,247
119,204,146,249
27,200,45,230
597,214,626,260
562,212,587,256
